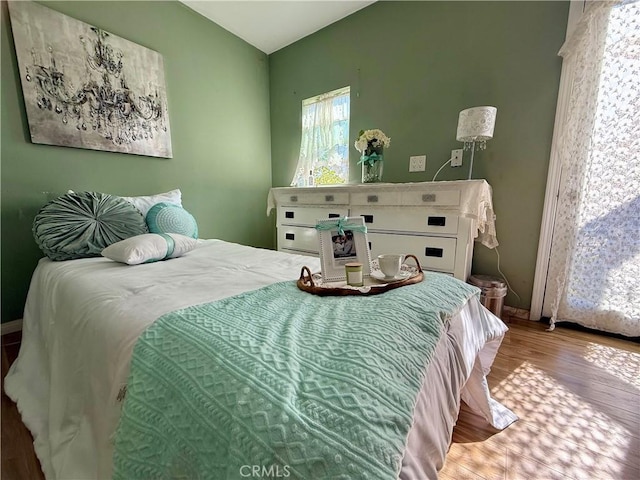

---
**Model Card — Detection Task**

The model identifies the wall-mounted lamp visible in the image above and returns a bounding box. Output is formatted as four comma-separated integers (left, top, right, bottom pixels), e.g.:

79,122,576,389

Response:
456,106,497,179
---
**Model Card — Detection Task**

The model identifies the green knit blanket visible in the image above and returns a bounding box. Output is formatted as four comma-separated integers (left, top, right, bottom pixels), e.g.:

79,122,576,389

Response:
113,273,479,479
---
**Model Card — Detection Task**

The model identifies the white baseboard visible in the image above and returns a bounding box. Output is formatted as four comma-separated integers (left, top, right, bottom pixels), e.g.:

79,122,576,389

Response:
1,319,23,336
503,305,533,321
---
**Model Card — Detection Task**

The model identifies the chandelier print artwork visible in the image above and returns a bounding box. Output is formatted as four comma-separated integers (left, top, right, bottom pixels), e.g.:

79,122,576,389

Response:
8,1,172,158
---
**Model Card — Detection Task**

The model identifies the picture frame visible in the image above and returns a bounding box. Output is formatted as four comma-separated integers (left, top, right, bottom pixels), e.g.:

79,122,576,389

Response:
316,216,372,282
8,1,172,158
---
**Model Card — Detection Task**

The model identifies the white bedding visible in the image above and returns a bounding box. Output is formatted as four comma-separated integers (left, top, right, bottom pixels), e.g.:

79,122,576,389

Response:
4,240,516,479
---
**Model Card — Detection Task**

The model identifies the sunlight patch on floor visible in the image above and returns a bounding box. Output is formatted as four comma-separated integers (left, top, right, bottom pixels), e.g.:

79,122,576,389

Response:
489,361,636,478
583,343,640,389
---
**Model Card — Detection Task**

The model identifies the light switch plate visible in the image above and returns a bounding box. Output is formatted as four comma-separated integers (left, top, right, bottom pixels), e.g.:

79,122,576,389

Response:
409,155,426,172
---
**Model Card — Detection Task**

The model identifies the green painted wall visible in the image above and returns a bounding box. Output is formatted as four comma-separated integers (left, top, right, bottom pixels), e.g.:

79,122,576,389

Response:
1,1,273,322
269,1,569,309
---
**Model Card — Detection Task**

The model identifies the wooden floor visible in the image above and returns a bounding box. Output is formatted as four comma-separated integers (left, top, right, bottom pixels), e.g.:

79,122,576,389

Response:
441,318,640,480
1,331,45,480
2,318,639,480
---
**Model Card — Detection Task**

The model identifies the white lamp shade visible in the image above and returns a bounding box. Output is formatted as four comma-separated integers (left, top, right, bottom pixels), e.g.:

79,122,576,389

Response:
456,106,497,142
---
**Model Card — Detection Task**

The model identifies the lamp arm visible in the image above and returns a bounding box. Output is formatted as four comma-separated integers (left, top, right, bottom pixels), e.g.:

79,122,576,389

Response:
467,140,476,180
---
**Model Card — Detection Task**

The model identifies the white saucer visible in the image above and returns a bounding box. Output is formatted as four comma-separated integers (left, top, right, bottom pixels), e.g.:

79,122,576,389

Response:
370,270,412,283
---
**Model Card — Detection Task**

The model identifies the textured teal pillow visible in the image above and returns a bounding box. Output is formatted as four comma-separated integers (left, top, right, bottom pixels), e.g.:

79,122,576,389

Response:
146,202,198,239
33,191,149,261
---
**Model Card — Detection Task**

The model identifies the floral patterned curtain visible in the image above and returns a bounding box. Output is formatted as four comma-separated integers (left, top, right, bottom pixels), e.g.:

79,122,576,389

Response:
544,0,640,336
291,87,350,187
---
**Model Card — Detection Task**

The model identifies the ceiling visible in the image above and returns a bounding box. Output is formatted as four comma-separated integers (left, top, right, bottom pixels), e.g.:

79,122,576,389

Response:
180,1,376,54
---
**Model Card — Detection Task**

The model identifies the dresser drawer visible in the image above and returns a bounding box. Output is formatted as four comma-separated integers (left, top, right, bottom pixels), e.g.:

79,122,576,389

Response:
277,226,319,253
279,192,349,206
351,207,459,235
367,233,457,273
350,191,402,206
401,189,460,206
278,206,349,226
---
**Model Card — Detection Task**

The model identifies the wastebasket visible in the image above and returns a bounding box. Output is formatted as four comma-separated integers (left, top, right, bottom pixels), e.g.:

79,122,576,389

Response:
468,274,507,319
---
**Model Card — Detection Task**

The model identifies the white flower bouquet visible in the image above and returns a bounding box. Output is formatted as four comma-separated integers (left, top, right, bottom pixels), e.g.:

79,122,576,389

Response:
354,129,391,154
355,129,390,182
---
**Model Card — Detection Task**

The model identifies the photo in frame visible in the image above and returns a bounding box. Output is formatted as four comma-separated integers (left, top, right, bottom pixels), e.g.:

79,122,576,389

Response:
316,217,372,282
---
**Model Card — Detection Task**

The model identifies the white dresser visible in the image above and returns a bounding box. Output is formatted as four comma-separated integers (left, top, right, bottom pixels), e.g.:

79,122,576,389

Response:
267,180,498,281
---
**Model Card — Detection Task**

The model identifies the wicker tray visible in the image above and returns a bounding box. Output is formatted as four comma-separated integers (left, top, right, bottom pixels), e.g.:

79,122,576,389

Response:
297,254,424,296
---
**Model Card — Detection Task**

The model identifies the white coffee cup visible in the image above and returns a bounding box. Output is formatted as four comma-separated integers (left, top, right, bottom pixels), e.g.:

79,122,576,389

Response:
377,254,404,278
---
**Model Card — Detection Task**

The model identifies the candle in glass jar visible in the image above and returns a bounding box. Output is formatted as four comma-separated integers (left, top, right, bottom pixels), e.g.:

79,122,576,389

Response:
345,262,363,287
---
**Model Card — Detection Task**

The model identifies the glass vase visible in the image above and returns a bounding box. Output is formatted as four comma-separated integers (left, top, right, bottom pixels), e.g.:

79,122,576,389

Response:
362,159,384,183
361,146,384,183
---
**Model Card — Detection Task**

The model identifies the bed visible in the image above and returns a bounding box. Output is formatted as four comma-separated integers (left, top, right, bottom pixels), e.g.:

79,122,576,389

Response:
4,239,516,479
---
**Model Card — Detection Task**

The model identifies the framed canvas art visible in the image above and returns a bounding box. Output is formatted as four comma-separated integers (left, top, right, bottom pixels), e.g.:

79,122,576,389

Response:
8,1,172,158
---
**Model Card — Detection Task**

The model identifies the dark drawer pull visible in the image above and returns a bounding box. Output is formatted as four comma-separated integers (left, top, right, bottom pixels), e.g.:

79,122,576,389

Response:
425,247,444,258
367,195,379,203
427,216,446,227
328,213,340,218
285,233,295,240
361,214,374,223
325,195,335,202
285,211,294,219
368,242,372,250
422,193,436,202
290,196,298,202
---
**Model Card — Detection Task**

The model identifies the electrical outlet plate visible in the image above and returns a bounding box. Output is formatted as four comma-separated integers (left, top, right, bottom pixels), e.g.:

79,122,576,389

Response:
451,149,463,167
409,155,426,172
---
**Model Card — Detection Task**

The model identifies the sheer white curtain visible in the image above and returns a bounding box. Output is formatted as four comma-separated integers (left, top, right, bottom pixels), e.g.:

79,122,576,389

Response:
291,87,350,187
544,0,640,336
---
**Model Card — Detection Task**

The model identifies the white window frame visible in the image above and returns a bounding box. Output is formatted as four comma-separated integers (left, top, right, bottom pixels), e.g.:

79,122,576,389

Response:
291,86,350,186
529,1,588,320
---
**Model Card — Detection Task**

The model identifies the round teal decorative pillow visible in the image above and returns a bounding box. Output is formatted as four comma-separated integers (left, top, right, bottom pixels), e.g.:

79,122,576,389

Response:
33,191,149,261
146,202,198,239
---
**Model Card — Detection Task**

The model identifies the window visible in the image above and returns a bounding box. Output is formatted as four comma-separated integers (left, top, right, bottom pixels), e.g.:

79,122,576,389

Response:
533,1,639,336
291,86,350,186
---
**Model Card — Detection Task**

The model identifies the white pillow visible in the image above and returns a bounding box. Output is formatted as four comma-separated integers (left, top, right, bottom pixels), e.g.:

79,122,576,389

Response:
102,233,197,265
120,189,182,216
